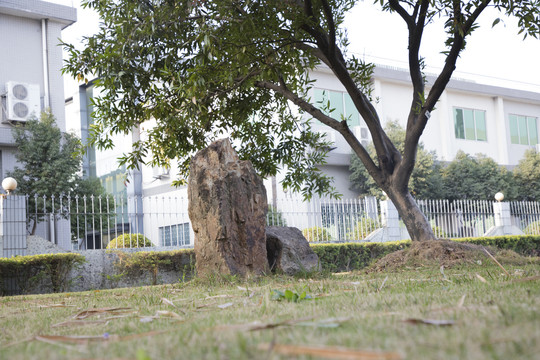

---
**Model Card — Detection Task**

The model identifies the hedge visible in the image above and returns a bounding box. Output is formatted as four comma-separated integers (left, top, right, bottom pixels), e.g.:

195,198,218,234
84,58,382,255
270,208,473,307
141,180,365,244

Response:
310,235,540,272
0,253,85,295
311,241,409,272
113,249,195,285
454,235,540,257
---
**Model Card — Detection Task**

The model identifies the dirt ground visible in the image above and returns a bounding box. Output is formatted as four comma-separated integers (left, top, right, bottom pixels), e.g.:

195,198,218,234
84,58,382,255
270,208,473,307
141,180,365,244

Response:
370,239,535,272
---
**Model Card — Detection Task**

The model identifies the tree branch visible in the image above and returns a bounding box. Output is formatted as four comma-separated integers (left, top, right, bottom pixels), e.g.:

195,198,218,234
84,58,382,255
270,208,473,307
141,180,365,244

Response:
292,42,332,68
320,0,336,55
254,80,381,179
398,0,492,187
389,0,414,28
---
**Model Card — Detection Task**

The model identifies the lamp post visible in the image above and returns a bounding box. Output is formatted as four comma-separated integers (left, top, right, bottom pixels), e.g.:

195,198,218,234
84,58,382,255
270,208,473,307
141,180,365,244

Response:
2,177,17,195
495,192,504,202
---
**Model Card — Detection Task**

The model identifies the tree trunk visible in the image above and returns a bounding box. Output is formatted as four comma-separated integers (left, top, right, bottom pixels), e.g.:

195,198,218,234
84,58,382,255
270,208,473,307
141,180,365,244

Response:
386,188,435,242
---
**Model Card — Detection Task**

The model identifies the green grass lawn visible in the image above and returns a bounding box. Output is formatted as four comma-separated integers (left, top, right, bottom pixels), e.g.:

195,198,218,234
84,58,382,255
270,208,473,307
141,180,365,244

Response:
1,262,539,360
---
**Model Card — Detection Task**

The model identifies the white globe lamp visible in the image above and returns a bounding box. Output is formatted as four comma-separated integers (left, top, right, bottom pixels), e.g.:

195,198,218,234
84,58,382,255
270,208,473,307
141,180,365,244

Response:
494,192,504,202
2,177,17,195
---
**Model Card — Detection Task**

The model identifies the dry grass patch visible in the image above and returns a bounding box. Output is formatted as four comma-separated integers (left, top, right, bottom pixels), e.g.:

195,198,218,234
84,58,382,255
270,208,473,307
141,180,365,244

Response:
370,239,538,272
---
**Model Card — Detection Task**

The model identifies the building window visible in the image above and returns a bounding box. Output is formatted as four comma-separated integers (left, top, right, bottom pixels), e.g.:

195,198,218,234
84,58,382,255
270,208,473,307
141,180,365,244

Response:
509,114,538,145
454,108,487,141
159,223,190,246
312,89,361,127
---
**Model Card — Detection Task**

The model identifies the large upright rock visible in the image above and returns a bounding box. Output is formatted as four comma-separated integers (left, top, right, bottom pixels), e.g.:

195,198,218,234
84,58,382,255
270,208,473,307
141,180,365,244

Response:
188,138,269,277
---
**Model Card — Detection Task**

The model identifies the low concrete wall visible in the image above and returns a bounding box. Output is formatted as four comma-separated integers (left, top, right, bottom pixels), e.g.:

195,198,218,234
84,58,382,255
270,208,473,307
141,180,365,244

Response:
21,236,194,294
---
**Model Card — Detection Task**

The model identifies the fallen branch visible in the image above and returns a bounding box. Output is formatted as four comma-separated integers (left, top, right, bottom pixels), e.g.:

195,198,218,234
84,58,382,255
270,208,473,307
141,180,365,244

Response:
482,247,510,277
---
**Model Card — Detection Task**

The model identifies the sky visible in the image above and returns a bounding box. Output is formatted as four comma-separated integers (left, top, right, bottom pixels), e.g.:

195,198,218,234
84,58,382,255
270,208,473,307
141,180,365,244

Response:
59,0,540,93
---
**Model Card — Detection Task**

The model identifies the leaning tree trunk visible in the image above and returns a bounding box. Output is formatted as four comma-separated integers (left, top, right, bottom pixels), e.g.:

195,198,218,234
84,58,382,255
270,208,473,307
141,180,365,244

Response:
385,188,436,242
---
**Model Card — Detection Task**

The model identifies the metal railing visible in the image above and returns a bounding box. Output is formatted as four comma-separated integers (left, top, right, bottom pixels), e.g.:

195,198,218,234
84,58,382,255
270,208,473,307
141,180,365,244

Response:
510,201,540,235
268,196,381,242
2,194,539,253
416,199,496,238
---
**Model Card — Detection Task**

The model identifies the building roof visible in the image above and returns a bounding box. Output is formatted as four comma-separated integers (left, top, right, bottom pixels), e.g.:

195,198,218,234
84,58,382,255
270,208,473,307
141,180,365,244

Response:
315,64,540,103
0,0,76,28
373,65,540,104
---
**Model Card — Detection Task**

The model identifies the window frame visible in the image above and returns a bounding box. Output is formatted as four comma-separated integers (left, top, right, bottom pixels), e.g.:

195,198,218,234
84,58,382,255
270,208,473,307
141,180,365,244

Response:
509,113,538,146
453,107,488,142
312,88,361,127
159,223,191,246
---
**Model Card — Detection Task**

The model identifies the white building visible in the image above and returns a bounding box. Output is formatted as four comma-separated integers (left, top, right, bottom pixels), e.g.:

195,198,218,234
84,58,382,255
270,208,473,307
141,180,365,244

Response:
308,65,540,198
0,0,76,253
0,0,75,178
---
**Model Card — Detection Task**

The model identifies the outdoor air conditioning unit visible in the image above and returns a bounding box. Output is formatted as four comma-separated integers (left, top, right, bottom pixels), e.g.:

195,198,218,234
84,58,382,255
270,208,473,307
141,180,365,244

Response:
4,81,40,122
354,126,370,141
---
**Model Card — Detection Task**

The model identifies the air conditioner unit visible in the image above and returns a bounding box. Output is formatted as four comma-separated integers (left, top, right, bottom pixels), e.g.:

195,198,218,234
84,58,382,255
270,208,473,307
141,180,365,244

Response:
353,126,370,140
5,81,40,122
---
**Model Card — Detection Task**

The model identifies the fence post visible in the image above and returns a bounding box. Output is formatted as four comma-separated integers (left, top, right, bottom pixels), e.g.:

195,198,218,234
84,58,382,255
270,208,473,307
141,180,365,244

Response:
484,201,523,236
380,200,403,242
0,195,27,257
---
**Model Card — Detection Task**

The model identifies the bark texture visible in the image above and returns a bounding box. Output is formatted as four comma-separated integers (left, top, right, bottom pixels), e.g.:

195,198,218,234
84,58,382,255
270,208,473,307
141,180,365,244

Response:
188,138,269,277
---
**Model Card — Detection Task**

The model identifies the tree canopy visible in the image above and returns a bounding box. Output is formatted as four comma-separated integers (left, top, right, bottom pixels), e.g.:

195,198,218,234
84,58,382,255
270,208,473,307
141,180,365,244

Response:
441,151,516,201
64,0,540,241
7,111,108,234
514,149,540,201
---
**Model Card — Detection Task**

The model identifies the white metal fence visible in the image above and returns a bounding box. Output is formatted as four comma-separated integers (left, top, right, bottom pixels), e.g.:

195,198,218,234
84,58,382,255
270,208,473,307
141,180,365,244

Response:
3,195,540,252
510,201,540,235
416,199,496,238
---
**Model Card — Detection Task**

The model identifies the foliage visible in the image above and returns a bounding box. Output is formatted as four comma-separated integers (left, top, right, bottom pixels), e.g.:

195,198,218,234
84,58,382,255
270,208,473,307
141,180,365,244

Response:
107,233,153,249
7,110,110,236
302,226,333,242
311,241,408,272
350,121,443,199
523,221,540,236
441,151,517,201
513,149,540,201
113,249,195,285
0,253,85,295
346,216,379,240
271,288,312,303
311,235,540,272
432,226,448,239
455,235,540,257
266,205,287,226
63,0,540,241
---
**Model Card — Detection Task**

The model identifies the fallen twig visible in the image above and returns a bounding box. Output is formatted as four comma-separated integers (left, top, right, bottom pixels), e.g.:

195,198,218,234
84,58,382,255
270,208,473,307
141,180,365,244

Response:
482,247,510,277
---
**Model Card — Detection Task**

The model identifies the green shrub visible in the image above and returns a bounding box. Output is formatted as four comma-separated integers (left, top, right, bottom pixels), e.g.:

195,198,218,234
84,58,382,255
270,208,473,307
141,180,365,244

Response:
432,226,448,238
113,249,195,285
455,235,540,257
107,233,153,249
523,221,540,235
267,206,287,226
311,241,409,272
0,253,85,295
302,226,333,242
346,217,379,240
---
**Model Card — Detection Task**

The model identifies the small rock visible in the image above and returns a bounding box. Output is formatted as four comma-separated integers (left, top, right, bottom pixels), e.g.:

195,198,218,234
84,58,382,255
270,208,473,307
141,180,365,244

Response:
266,226,321,275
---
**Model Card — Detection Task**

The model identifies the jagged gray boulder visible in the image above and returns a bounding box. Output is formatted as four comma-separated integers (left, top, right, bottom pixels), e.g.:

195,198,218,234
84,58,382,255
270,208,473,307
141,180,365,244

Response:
266,226,321,275
188,138,269,277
